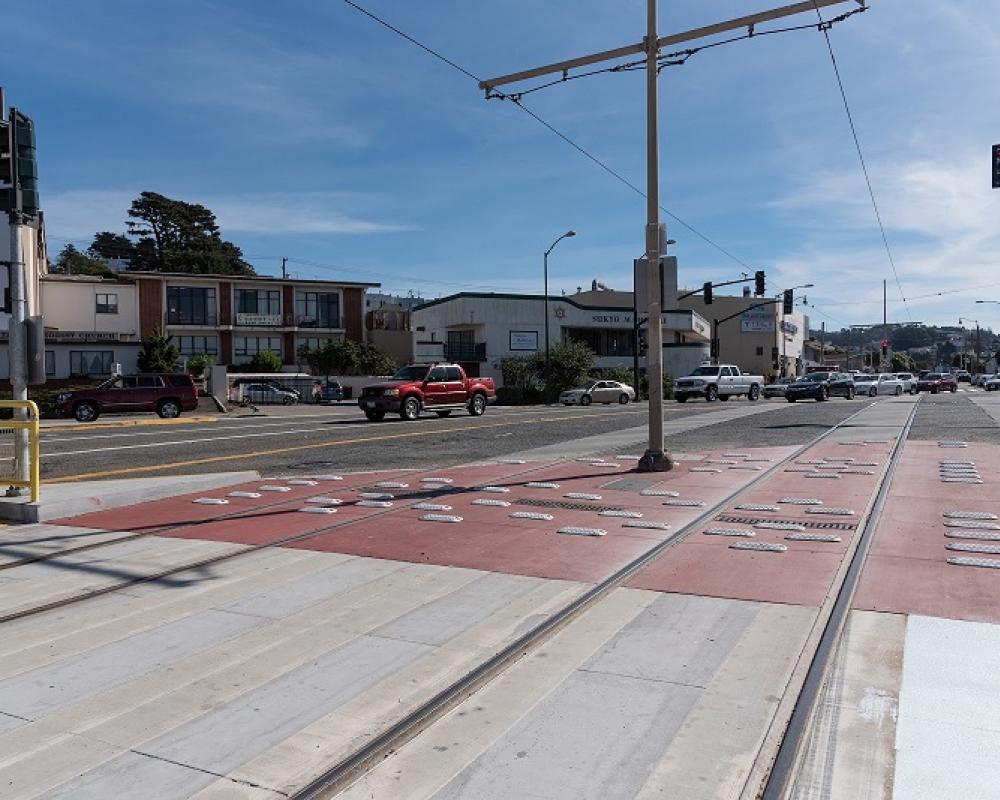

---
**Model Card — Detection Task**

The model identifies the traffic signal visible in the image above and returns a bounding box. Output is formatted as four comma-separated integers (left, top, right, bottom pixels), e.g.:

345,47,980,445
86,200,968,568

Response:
783,289,794,315
993,144,1000,189
754,270,765,296
703,281,713,305
10,109,40,217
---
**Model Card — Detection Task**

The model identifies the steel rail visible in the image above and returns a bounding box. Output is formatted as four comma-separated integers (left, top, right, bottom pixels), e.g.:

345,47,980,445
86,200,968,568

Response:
759,395,920,799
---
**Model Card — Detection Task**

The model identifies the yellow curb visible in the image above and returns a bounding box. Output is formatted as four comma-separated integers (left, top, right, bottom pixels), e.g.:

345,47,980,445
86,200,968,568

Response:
41,415,220,433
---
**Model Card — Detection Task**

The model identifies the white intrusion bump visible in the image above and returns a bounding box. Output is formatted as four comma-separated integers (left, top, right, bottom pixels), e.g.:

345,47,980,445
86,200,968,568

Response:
193,498,228,505
472,498,512,507
663,499,706,507
259,485,292,492
599,510,643,518
420,514,464,523
479,486,511,493
785,532,842,542
730,541,787,552
298,506,337,514
360,492,394,500
754,521,806,531
623,521,670,530
526,482,560,489
228,491,262,499
944,511,998,521
558,526,607,537
357,499,393,508
565,492,603,500
947,556,1000,569
305,497,343,505
780,497,822,505
374,481,409,489
735,504,779,512
703,527,755,537
640,489,680,497
286,479,319,486
510,511,554,521
805,507,855,516
414,503,453,511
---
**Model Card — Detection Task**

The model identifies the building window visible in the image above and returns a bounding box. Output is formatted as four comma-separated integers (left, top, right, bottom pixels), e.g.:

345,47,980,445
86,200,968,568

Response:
295,291,340,328
167,286,217,326
756,346,764,356
70,351,114,376
45,351,55,376
235,288,281,317
234,336,282,362
297,336,337,353
564,327,635,357
95,293,118,314
176,335,219,356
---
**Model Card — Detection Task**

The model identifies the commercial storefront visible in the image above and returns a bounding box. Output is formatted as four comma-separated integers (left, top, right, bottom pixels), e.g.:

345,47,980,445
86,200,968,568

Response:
411,292,711,386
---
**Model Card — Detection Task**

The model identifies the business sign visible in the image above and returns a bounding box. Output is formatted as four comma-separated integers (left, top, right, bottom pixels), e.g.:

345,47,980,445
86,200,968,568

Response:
509,330,539,351
236,313,282,327
780,320,799,335
741,308,776,333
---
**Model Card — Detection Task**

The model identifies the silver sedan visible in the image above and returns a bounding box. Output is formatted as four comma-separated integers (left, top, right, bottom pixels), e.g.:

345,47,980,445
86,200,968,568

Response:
560,380,636,406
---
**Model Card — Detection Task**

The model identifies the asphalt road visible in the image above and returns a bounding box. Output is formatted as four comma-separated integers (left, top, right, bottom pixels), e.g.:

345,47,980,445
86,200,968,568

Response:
25,389,998,482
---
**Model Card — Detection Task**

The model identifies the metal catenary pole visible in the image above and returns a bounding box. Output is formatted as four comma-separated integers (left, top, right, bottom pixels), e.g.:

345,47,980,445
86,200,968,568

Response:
7,213,29,492
479,0,861,471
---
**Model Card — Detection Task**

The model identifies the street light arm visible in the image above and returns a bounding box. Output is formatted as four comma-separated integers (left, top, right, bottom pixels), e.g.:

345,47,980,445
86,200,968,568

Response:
544,230,576,258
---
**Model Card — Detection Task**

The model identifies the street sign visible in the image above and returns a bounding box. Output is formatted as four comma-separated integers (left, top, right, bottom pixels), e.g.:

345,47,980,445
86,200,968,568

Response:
994,144,1000,189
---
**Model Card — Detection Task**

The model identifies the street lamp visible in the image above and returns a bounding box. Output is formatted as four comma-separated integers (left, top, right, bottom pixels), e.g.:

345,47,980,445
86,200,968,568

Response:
959,317,981,371
544,230,576,402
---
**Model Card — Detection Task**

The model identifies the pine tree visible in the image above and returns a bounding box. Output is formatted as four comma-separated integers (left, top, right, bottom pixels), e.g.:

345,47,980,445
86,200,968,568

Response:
137,328,181,373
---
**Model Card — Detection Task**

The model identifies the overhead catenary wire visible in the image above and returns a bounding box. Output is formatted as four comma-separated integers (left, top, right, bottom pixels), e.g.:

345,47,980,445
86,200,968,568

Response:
810,1,912,323
340,0,757,274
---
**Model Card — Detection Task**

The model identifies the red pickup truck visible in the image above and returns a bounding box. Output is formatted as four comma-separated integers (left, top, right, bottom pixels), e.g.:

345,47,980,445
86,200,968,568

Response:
359,364,496,421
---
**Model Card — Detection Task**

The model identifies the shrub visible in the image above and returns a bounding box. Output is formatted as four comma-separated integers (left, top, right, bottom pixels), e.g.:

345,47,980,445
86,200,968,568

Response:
186,353,215,376
245,351,284,373
137,328,180,373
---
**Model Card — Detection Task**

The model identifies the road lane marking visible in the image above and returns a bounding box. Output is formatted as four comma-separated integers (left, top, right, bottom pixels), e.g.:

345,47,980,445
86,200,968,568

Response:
44,410,638,482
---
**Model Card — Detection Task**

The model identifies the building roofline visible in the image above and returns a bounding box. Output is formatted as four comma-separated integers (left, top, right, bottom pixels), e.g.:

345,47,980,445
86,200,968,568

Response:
123,271,380,288
41,274,133,285
413,291,702,314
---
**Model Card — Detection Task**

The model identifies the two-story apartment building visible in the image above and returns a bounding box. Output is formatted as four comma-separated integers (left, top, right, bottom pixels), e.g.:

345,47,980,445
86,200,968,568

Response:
130,273,378,366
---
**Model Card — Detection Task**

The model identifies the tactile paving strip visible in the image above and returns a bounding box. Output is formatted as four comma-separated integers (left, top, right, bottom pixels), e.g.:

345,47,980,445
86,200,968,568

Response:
785,532,843,542
715,514,856,531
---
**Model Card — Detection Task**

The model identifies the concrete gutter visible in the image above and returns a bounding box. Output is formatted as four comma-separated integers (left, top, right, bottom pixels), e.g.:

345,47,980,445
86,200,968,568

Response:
41,415,220,432
0,470,259,523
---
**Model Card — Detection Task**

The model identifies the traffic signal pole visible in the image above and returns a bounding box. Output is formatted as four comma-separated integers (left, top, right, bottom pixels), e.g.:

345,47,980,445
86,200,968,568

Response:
6,214,29,493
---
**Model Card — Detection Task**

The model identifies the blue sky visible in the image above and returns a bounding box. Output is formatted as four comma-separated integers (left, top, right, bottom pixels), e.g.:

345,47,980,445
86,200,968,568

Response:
7,0,1000,330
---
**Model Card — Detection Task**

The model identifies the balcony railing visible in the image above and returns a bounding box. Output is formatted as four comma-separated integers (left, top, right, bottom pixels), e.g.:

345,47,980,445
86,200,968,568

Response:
167,312,218,326
444,342,487,362
295,315,341,329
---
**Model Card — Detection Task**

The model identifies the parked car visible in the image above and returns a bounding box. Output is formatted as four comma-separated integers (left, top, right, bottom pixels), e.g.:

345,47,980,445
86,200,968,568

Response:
784,371,856,402
895,373,917,394
560,380,636,406
241,383,299,405
235,377,300,398
985,374,1000,391
359,363,496,421
852,374,878,396
916,372,958,394
315,381,346,404
56,373,199,422
762,377,795,399
674,364,763,403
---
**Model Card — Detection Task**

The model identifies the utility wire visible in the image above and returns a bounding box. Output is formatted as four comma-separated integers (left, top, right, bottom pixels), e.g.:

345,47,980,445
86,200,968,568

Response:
811,2,912,322
341,0,756,273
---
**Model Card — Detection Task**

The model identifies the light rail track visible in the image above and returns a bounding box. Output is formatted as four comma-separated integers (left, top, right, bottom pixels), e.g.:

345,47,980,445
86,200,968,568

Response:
287,400,915,799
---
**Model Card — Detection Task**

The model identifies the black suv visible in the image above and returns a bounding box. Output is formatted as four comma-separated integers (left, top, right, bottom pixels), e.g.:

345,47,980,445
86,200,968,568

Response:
785,371,856,402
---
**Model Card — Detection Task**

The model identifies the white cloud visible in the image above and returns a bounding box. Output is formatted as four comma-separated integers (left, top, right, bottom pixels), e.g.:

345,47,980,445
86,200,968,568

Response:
42,189,414,241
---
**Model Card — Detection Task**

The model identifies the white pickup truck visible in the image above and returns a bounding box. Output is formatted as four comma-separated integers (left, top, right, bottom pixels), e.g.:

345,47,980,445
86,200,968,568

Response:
674,364,764,403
